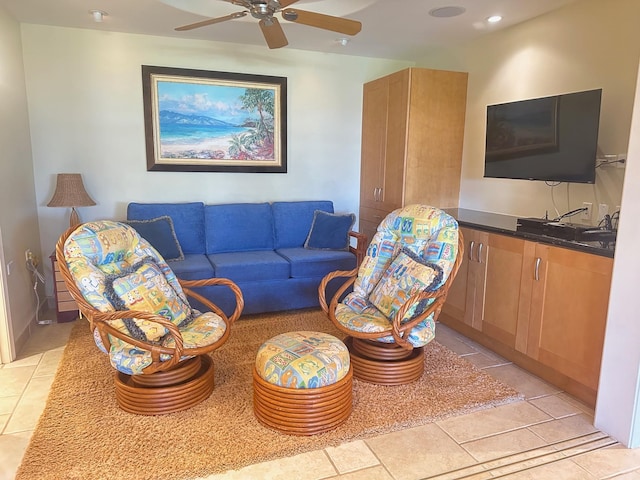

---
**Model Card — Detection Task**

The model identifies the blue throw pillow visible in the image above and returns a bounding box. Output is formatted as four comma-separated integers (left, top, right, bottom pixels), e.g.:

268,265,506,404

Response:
304,210,355,251
127,216,184,262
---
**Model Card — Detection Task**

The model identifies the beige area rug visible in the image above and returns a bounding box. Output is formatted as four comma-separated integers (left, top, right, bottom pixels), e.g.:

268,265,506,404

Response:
17,309,523,480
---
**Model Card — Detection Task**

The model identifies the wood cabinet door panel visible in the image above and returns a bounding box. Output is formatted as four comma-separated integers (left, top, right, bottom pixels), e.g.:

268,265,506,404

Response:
464,230,489,331
528,244,613,390
482,234,532,350
442,226,472,322
360,78,388,209
381,70,408,211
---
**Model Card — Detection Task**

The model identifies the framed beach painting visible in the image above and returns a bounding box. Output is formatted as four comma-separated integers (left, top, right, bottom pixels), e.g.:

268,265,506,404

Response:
142,65,287,173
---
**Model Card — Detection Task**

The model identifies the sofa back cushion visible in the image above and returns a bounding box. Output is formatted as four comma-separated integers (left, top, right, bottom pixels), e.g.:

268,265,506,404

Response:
127,202,205,254
205,203,274,253
272,201,334,249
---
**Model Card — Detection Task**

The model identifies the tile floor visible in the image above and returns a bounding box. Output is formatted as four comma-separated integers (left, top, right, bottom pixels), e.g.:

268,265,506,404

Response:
2,318,639,480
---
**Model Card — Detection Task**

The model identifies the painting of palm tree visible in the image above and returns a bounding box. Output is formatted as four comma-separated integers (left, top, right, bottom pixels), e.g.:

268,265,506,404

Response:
142,65,287,173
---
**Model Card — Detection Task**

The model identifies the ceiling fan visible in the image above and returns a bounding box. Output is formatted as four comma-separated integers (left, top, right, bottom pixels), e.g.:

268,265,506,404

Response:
174,0,362,49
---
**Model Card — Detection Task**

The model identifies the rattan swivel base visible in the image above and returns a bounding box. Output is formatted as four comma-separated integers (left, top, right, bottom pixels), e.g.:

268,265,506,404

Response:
346,337,424,385
253,366,353,435
114,355,215,415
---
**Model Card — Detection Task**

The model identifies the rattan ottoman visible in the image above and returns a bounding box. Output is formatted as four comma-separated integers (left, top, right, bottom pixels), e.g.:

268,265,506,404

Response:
253,331,353,435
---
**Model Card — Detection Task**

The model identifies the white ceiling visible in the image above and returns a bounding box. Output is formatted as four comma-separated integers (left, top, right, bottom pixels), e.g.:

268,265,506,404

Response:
0,0,579,60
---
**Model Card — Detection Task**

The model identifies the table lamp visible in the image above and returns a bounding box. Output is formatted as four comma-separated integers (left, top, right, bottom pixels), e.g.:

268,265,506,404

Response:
47,173,96,228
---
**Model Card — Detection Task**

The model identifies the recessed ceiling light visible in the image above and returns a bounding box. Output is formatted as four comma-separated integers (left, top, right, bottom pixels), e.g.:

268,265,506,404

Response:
89,10,107,23
487,15,503,23
337,38,349,46
428,6,466,18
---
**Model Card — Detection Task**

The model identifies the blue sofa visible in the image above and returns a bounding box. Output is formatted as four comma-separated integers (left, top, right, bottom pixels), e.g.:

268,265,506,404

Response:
127,201,366,316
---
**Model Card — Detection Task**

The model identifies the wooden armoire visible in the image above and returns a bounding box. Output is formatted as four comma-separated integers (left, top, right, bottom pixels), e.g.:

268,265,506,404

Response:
359,67,468,242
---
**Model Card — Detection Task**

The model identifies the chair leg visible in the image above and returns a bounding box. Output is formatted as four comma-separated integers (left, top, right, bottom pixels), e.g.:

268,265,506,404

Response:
346,337,424,385
114,355,215,415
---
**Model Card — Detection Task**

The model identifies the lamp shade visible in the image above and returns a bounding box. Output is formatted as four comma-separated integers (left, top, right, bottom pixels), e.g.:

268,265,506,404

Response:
48,173,96,228
47,174,96,208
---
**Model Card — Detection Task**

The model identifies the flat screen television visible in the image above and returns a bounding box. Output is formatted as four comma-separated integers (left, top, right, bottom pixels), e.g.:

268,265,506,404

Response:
484,89,602,184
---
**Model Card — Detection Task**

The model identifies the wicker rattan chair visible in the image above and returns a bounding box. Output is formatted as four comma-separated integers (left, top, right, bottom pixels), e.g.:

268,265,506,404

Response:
318,205,463,385
56,220,244,415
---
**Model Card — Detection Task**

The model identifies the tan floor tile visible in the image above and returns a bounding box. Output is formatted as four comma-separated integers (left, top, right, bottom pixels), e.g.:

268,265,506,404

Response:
462,428,549,463
483,364,561,399
0,430,32,480
33,349,64,377
461,351,511,369
0,395,19,415
330,465,394,480
572,444,640,478
0,365,36,397
528,394,585,419
612,470,640,479
528,414,598,444
198,450,336,480
491,458,595,479
557,392,595,417
366,423,476,480
17,321,74,357
0,414,8,434
3,375,54,434
3,352,42,369
325,440,379,474
437,401,551,443
435,332,479,355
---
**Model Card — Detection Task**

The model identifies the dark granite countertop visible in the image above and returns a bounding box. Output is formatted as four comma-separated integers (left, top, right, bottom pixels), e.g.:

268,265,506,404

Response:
444,208,615,258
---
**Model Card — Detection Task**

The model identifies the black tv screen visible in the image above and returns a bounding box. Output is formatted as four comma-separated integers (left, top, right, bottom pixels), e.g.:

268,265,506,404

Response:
484,89,602,183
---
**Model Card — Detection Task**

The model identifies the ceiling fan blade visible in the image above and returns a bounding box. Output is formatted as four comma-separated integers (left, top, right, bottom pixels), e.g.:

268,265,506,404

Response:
278,0,300,7
175,11,247,31
281,8,362,36
259,17,289,49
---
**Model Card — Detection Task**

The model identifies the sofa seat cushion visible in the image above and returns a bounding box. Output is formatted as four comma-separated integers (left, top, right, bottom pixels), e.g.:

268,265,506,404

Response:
167,254,215,281
276,248,356,278
208,251,290,282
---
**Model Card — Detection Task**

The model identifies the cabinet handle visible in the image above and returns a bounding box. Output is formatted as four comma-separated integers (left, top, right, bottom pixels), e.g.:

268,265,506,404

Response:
478,243,484,263
469,241,475,261
373,187,378,201
534,257,541,281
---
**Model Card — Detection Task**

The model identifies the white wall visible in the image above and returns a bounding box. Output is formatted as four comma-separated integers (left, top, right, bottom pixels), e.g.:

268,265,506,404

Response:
417,0,640,222
19,25,412,297
0,7,43,356
595,60,640,447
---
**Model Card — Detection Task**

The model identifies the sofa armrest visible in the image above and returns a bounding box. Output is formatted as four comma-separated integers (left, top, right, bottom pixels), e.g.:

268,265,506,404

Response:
348,231,367,267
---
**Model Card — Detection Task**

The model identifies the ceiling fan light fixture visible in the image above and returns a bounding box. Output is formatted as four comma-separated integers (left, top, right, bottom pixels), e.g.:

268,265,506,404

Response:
89,10,107,23
337,37,349,46
428,6,466,18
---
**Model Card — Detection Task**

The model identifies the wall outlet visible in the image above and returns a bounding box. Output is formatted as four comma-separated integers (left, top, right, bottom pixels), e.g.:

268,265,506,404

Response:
24,249,32,262
581,202,592,221
598,204,609,223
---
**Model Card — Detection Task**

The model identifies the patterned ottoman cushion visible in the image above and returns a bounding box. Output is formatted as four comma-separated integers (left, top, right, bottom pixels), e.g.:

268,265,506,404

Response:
255,331,350,389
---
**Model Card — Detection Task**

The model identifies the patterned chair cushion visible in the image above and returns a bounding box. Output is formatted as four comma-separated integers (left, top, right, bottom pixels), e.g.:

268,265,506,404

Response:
93,310,227,375
255,331,350,388
63,221,226,373
337,205,458,348
368,248,443,319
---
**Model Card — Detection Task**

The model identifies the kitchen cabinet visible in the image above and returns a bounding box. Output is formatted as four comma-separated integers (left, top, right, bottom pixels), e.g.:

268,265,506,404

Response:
359,67,468,243
527,243,612,393
440,226,613,406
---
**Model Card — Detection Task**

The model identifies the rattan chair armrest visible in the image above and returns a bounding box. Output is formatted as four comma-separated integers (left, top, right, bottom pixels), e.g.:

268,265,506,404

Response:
348,231,368,267
318,268,358,314
179,277,244,325
90,309,186,372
